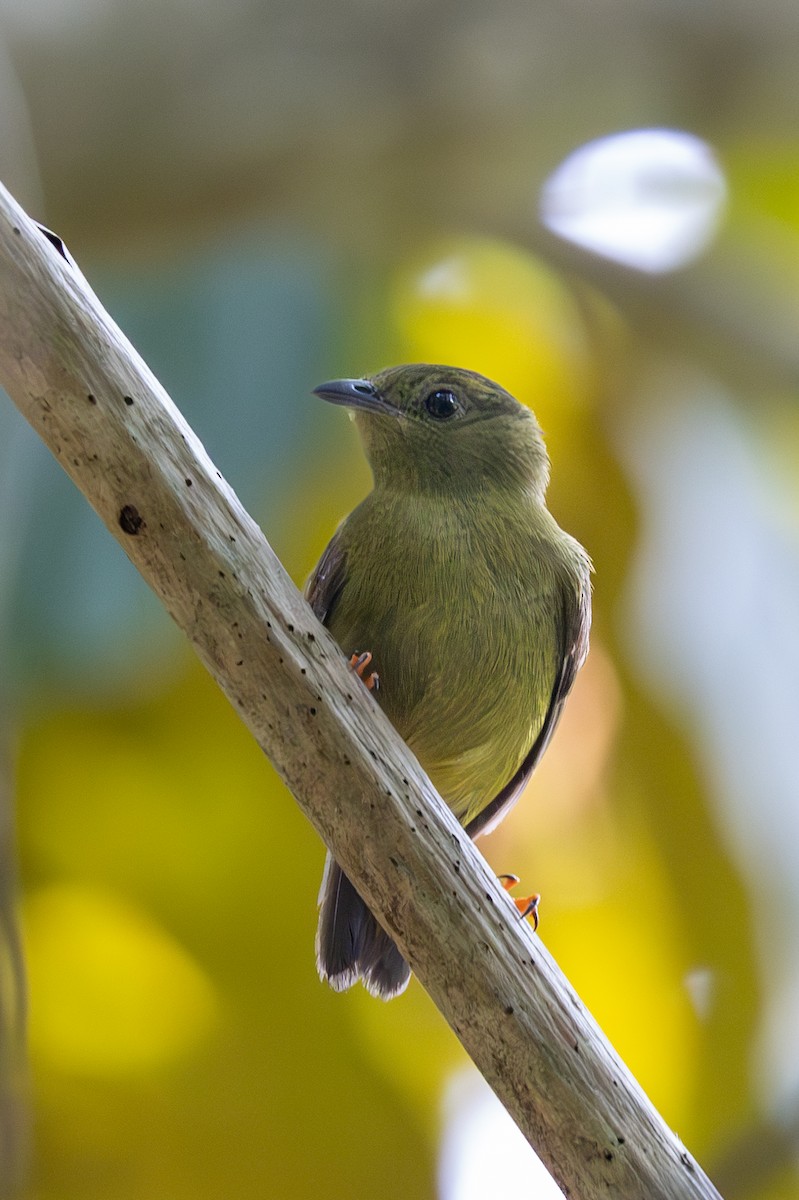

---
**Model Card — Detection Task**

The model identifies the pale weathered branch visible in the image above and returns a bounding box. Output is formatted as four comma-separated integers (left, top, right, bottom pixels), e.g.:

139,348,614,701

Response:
0,181,723,1200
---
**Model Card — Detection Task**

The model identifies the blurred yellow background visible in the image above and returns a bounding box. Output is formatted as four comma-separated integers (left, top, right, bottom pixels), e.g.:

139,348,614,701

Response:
1,3,798,1198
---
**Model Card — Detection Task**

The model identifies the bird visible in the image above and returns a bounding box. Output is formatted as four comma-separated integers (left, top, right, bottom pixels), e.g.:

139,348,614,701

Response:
307,363,592,999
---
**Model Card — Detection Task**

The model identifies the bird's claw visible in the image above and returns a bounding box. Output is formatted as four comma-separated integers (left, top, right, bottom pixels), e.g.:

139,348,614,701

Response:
514,893,540,930
499,874,540,931
350,650,380,692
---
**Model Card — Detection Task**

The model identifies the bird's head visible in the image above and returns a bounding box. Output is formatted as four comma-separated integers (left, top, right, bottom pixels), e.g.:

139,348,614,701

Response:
313,364,550,499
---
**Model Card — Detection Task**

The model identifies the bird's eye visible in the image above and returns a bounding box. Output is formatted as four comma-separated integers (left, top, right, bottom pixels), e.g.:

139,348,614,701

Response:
424,389,460,420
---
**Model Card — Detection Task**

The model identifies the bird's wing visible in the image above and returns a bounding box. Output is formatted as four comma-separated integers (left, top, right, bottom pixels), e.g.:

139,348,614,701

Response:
465,573,591,840
305,527,348,626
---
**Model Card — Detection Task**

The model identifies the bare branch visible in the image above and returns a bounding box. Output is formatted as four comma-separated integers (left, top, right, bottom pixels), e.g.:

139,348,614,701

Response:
0,182,723,1200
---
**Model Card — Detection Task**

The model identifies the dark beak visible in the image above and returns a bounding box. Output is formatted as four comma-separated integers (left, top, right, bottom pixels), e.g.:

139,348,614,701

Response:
312,378,400,417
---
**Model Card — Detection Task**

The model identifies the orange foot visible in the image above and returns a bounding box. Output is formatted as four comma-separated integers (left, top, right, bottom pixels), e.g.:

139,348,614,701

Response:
499,874,540,931
349,650,380,692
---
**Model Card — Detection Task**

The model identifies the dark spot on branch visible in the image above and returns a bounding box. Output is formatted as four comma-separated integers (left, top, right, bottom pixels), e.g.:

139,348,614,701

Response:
185,478,192,487
307,632,315,642
309,707,317,716
37,225,69,259
287,623,294,633
12,226,20,235
504,1005,514,1015
603,1150,613,1162
119,504,144,535
87,394,97,405
123,396,134,406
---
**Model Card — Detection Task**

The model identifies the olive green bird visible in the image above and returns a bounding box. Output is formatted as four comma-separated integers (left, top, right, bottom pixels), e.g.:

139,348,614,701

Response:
307,364,592,1000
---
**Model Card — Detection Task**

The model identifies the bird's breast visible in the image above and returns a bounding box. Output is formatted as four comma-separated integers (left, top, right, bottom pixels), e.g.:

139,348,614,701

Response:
331,492,563,821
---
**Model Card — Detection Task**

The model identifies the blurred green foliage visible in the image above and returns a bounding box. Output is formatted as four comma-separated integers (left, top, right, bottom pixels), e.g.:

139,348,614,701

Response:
1,3,799,1198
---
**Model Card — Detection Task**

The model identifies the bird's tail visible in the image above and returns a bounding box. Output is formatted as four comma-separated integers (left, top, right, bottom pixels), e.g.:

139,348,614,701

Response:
315,853,410,1000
